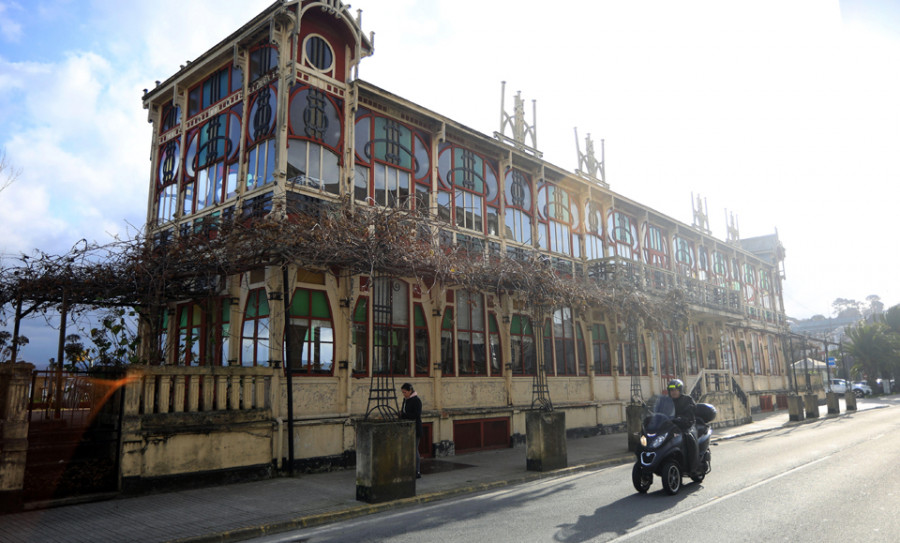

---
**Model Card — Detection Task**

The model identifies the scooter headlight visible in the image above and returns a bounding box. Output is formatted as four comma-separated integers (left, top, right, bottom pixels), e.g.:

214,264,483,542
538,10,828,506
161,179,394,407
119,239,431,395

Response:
640,435,647,447
648,432,669,449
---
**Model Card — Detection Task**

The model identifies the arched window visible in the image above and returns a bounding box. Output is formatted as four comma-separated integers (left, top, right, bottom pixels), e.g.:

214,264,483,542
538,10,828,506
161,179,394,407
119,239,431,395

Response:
372,277,410,376
504,168,533,245
355,109,431,209
583,201,604,260
441,308,455,376
437,144,500,235
245,84,278,190
544,308,579,376
352,298,368,375
287,288,334,375
743,263,757,304
241,289,270,366
673,235,695,277
607,211,640,261
591,324,611,375
182,107,242,215
156,138,180,224
456,290,487,376
644,224,669,268
287,84,343,196
510,315,536,375
712,251,729,287
537,183,575,256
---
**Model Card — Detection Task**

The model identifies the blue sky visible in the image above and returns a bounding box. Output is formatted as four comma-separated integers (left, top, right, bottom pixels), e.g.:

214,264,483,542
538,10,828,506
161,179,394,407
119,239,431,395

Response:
2,0,900,364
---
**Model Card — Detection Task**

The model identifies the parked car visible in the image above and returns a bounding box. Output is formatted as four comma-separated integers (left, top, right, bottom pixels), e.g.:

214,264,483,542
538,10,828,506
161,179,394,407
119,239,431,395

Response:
827,378,870,398
852,381,873,396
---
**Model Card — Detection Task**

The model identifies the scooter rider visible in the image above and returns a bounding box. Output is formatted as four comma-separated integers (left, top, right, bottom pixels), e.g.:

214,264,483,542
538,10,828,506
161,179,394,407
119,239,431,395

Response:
667,379,699,473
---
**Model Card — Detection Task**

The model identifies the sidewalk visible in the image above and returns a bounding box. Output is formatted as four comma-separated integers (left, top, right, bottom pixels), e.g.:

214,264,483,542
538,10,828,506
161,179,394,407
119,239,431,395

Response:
0,400,880,543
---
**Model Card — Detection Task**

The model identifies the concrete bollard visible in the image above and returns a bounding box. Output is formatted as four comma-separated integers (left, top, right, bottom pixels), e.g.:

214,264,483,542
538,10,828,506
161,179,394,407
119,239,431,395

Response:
826,392,840,415
787,395,805,422
526,410,567,471
626,404,644,453
804,394,819,419
355,420,416,503
844,390,857,411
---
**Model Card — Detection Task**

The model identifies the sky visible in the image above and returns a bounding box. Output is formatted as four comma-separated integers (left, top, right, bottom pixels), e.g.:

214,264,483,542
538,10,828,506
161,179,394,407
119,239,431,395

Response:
1,0,900,363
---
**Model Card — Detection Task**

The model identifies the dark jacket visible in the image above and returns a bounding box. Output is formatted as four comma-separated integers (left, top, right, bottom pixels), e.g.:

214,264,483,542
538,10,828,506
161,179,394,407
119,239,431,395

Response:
672,393,696,427
400,394,423,438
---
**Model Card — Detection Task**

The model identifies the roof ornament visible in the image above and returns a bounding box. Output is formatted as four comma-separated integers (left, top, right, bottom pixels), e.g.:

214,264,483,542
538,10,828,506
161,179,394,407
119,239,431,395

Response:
574,127,607,187
494,81,542,158
726,209,740,243
691,192,710,234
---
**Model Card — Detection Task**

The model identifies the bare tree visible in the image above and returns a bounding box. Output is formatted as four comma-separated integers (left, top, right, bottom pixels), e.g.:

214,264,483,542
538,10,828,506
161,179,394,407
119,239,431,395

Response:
0,147,21,194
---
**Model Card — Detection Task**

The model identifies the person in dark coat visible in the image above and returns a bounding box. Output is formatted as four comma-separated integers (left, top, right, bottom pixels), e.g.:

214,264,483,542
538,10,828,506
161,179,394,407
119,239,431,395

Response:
667,378,698,473
400,382,423,478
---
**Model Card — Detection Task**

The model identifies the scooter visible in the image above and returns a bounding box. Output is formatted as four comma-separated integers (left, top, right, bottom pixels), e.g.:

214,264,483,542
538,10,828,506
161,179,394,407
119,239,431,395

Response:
632,395,716,495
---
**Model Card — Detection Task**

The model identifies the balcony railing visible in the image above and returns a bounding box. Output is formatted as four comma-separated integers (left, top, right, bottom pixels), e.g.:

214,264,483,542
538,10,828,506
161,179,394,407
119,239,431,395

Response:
588,257,753,318
123,366,278,416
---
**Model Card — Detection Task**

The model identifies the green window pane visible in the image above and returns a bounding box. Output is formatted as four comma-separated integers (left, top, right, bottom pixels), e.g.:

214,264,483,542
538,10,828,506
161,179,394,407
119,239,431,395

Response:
246,290,259,318
510,315,522,334
162,309,169,328
544,319,552,336
523,318,532,335
258,294,270,317
291,289,309,317
489,314,498,333
414,304,426,327
192,305,202,326
594,324,608,341
354,298,368,322
179,306,189,327
442,308,454,329
221,301,230,323
311,291,330,318
576,324,584,340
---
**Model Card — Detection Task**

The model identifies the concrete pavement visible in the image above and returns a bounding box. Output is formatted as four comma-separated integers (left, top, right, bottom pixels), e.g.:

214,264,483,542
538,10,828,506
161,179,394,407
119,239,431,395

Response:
1,398,888,543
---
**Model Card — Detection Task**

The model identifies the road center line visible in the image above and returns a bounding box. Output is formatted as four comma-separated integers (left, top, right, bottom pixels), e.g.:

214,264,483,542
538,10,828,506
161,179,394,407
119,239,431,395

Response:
611,454,833,541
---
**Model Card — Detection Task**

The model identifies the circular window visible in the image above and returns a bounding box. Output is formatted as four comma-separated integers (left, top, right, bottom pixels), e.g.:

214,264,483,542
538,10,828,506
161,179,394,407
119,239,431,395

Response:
305,35,334,72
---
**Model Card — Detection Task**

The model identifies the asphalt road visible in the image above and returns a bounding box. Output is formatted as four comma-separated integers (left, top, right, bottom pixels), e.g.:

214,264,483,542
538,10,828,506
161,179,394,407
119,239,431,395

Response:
250,399,900,543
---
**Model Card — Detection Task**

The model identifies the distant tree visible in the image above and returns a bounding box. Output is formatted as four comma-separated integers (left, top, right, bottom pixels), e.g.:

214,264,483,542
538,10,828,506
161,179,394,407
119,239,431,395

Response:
866,295,884,317
832,298,861,319
63,333,91,371
844,321,898,383
0,147,20,194
0,330,29,362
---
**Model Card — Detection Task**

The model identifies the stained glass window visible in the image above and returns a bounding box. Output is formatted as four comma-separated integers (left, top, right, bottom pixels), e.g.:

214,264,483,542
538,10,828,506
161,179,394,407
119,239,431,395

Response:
355,109,430,209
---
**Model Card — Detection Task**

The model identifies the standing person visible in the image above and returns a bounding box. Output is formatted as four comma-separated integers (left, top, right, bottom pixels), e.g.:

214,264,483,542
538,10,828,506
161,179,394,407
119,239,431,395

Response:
667,379,698,473
399,382,423,478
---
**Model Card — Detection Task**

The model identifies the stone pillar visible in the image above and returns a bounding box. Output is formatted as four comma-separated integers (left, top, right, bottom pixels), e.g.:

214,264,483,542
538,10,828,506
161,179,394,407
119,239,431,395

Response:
0,362,34,513
526,410,567,471
844,390,857,411
826,392,840,415
803,393,819,419
356,420,416,503
626,403,644,452
787,395,805,422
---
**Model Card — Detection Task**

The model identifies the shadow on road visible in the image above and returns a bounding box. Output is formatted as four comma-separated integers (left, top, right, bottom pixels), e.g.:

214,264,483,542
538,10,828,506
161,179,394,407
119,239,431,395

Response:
552,480,702,542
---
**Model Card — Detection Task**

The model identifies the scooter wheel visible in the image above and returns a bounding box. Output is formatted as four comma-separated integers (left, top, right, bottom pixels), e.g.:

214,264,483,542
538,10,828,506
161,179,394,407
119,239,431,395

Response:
632,463,652,493
661,460,682,495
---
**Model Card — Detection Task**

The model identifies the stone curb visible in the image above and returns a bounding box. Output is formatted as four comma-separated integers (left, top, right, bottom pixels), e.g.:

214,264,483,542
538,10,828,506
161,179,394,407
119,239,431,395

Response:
167,455,635,543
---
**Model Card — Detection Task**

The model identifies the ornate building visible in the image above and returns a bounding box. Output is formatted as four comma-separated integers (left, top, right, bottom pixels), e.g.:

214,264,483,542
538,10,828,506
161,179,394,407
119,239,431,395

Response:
141,0,789,467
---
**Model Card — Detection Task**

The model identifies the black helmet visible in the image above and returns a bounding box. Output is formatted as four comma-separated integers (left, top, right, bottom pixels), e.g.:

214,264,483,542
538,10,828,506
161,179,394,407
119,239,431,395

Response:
667,379,684,393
